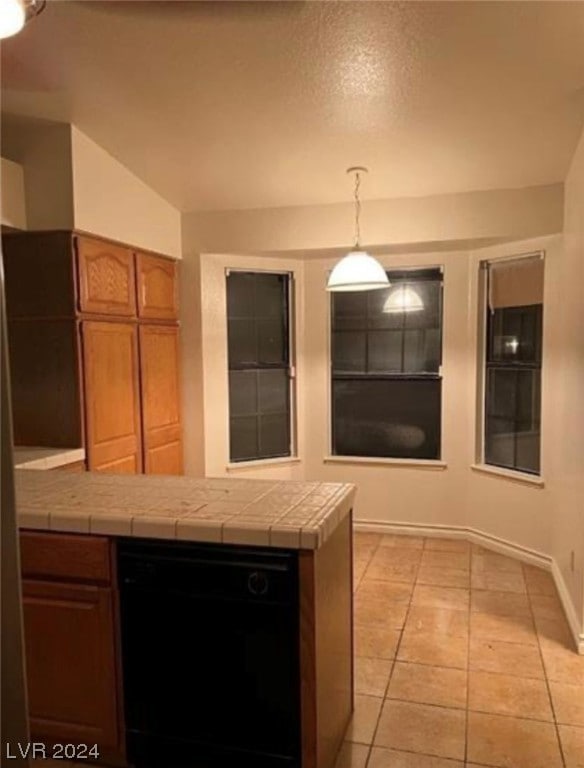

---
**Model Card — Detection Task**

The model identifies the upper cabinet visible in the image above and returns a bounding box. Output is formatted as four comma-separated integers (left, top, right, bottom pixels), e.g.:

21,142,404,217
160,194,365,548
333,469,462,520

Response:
136,252,178,320
76,236,136,317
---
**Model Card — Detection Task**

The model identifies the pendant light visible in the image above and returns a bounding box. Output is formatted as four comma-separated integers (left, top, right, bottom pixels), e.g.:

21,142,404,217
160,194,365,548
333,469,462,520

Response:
326,167,389,292
0,0,45,40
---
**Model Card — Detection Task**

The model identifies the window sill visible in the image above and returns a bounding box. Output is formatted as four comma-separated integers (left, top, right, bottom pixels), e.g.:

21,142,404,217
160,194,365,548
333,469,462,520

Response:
471,463,545,488
323,456,447,470
226,456,302,471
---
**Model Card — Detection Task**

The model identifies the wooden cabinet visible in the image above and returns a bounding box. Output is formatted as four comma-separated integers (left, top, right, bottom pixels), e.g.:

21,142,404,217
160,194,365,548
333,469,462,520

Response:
82,322,142,474
139,325,183,474
3,231,183,476
77,237,136,317
20,532,123,761
136,252,178,320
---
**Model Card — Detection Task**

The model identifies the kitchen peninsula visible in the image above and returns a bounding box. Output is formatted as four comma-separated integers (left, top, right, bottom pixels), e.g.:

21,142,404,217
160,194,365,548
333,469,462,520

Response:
16,469,355,768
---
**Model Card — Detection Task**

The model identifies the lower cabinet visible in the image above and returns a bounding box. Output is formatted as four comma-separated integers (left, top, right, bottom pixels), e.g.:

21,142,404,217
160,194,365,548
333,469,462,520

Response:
20,532,124,763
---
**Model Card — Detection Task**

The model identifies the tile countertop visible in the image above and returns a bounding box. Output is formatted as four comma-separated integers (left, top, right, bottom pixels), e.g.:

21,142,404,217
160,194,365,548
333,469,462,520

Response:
14,447,86,470
15,470,356,550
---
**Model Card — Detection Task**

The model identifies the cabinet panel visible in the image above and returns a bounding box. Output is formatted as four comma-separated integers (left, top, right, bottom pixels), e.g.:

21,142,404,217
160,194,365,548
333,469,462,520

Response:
22,580,120,750
82,321,142,473
139,325,183,475
20,532,110,584
136,253,178,320
77,237,136,317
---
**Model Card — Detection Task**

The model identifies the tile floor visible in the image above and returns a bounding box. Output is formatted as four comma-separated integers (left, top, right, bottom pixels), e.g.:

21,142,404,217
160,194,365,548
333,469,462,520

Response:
337,532,584,768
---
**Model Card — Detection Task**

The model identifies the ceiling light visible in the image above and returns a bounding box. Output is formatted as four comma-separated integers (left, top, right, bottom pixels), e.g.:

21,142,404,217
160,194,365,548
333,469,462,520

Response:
383,284,424,313
0,0,45,40
327,167,389,292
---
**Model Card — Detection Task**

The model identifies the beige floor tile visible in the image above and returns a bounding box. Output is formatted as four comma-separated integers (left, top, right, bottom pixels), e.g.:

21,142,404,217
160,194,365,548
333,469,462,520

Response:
549,681,584,727
469,637,544,679
541,642,584,685
529,594,565,621
374,700,466,761
416,565,470,589
472,552,523,574
345,694,383,744
424,538,470,554
398,629,468,670
467,711,563,768
365,560,420,584
470,611,537,646
558,724,584,768
421,551,470,571
355,626,401,660
535,615,574,646
355,595,409,629
334,742,370,768
369,747,464,767
412,585,470,611
355,532,382,554
355,656,393,697
387,662,467,709
379,535,425,549
470,569,526,593
406,605,469,638
468,670,552,721
470,589,531,617
358,579,413,603
523,564,557,596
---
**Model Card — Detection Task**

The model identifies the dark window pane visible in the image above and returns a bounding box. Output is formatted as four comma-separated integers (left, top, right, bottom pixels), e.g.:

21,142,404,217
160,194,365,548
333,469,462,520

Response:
257,317,285,364
368,330,403,373
230,416,259,462
258,369,288,414
259,414,290,458
255,274,286,316
227,273,256,318
488,305,542,364
332,379,441,460
332,331,367,373
332,292,367,330
229,371,257,417
227,318,256,366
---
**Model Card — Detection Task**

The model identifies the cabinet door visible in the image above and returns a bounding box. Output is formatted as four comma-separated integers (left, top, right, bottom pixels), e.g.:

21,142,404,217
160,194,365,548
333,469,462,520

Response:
136,253,178,320
139,324,183,475
82,321,142,473
22,580,120,751
77,236,136,317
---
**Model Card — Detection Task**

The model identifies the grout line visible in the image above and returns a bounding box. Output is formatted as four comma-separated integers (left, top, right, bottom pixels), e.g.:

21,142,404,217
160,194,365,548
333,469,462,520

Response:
464,543,473,764
525,561,568,768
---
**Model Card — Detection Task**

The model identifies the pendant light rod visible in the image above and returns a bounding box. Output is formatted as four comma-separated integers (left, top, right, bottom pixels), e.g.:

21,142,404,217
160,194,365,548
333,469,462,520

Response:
347,166,368,248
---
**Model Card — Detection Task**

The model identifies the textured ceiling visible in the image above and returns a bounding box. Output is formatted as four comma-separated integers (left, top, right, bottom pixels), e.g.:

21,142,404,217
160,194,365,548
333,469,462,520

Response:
2,1,584,212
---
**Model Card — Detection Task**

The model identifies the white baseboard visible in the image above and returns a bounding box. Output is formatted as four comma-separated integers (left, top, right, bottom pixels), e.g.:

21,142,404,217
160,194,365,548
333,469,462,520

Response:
354,518,584,654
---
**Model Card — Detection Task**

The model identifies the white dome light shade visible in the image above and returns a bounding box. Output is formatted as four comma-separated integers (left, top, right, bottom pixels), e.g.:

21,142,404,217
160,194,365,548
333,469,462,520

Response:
0,0,25,39
326,250,390,292
383,284,424,313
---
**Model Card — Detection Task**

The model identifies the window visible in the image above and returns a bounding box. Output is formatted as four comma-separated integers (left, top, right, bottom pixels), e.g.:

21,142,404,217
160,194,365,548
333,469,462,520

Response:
331,268,443,460
482,255,544,475
226,271,292,462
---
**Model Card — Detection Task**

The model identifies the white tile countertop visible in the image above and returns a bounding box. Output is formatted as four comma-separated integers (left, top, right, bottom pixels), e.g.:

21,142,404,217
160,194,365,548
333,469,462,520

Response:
13,447,86,470
15,470,356,550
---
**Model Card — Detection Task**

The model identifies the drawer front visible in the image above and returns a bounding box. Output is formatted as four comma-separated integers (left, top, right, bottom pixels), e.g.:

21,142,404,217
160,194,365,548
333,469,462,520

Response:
77,237,136,317
20,531,111,584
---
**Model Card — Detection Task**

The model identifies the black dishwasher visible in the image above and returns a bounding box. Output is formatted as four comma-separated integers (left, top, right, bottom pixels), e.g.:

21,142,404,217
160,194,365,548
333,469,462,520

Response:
118,539,301,768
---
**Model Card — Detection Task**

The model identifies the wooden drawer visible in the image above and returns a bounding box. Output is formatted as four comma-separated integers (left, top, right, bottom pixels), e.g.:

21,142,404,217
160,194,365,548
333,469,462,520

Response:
20,532,111,584
76,236,136,317
136,252,178,320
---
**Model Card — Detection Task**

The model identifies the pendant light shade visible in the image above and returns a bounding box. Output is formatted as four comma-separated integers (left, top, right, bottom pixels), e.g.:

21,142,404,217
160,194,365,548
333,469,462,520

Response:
327,167,389,292
383,284,424,313
0,0,45,40
327,250,390,292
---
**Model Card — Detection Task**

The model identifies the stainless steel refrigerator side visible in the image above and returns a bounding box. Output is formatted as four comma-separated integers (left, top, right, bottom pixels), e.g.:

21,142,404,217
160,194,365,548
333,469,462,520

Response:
1,247,30,765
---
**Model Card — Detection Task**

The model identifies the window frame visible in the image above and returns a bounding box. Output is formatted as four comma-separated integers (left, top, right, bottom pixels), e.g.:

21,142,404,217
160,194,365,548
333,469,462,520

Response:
476,251,544,478
327,265,445,462
225,268,297,464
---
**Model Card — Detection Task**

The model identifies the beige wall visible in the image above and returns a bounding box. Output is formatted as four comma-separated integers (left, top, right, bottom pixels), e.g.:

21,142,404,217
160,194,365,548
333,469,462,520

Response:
71,128,181,258
1,118,74,230
182,183,563,255
1,157,26,230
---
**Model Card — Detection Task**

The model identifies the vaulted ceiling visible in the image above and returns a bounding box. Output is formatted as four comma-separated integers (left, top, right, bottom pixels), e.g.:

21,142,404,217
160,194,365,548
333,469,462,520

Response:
2,1,584,212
